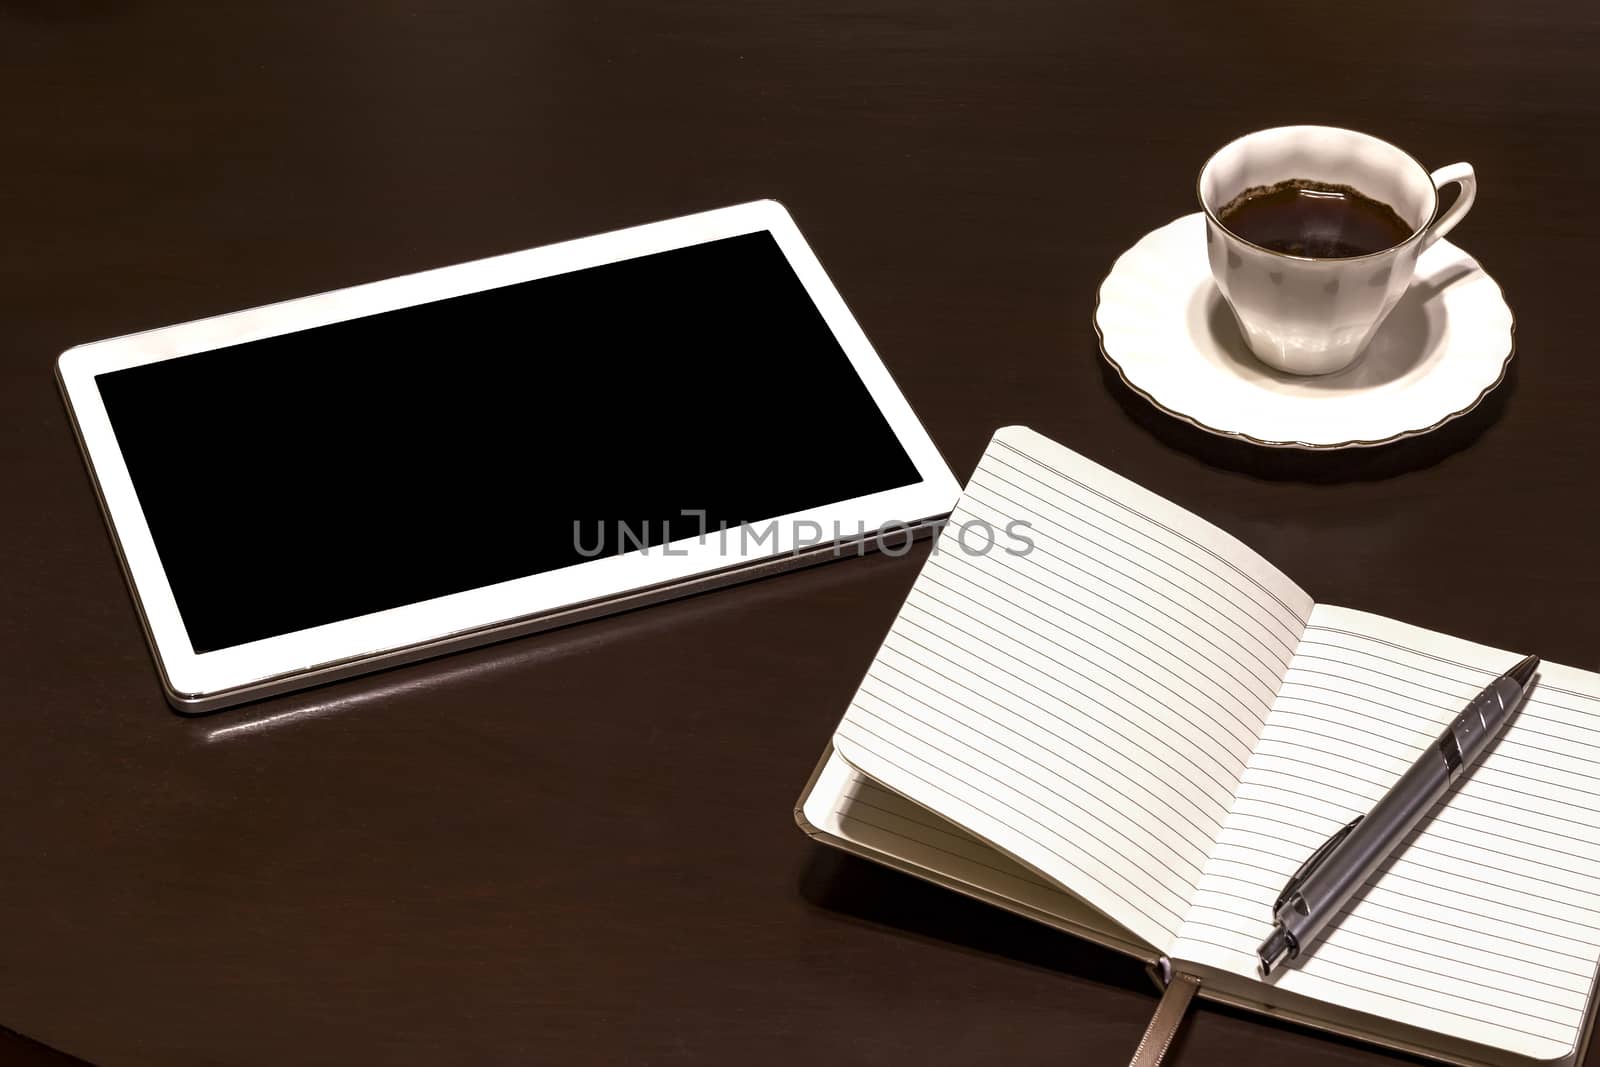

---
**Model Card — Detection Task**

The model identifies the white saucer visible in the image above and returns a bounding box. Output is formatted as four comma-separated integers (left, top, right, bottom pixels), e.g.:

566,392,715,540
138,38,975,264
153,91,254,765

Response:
1094,213,1515,450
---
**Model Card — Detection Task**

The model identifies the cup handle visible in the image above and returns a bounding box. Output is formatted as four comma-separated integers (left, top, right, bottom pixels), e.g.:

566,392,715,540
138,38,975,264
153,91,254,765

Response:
1421,162,1477,251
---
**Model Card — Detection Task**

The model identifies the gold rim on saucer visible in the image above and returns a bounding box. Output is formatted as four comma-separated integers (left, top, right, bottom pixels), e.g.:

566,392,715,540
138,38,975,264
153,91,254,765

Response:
1092,214,1516,452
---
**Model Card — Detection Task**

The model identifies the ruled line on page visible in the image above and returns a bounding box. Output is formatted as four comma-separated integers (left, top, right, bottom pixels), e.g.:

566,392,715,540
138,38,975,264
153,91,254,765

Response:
1277,672,1600,773
836,784,1057,891
1200,844,1600,951
1226,769,1600,911
804,755,1138,948
1176,931,1576,1042
1245,741,1600,853
914,567,1261,755
833,716,1187,936
1299,630,1600,724
1243,734,1600,836
1182,915,1585,1021
832,427,1314,950
957,479,1291,688
989,438,1309,633
974,455,1303,662
1172,604,1600,1061
947,495,1273,723
1187,879,1597,977
1213,797,1600,933
843,702,1194,925
854,676,1209,880
875,631,1236,815
891,587,1252,789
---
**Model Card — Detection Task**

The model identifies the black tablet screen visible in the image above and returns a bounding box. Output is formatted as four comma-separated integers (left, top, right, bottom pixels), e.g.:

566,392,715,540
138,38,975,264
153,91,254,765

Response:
96,231,921,652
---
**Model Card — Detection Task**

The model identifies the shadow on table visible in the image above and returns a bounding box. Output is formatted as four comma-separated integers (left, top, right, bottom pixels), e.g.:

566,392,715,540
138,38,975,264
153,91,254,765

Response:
188,607,708,740
798,846,1445,1066
0,1024,86,1067
0,0,125,22
1099,356,1517,483
191,542,927,740
797,845,1152,992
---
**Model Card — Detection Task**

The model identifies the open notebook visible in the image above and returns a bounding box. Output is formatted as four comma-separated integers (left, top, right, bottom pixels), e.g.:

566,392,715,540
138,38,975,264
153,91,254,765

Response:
796,426,1600,1067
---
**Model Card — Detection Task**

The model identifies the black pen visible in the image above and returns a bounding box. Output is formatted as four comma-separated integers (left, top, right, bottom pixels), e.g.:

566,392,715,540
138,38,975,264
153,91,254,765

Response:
1258,654,1540,976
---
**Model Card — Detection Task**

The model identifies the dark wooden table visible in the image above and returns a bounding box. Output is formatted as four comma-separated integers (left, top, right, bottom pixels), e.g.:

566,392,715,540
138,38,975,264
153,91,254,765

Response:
4,2,1599,1064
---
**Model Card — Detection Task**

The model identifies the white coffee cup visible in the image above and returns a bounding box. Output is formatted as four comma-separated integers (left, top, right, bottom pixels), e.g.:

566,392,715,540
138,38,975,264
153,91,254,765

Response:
1197,126,1476,376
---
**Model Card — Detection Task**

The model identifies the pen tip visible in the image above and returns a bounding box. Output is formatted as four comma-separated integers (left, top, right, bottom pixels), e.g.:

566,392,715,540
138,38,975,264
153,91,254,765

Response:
1258,926,1292,977
1506,654,1540,689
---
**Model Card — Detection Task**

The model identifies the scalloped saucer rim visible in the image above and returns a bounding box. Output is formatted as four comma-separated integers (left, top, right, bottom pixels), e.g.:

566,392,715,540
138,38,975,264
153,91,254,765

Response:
1093,213,1515,451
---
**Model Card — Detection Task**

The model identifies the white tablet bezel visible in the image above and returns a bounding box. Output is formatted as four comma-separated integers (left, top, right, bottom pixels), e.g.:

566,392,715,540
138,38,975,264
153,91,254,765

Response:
58,199,959,710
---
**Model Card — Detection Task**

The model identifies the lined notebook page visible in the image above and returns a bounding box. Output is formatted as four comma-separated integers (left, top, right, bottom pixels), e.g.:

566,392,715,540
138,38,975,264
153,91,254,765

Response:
1173,604,1600,1061
832,426,1313,950
800,750,1147,956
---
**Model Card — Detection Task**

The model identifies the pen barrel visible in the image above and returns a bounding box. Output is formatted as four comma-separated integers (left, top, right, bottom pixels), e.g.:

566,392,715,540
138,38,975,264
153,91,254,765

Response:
1278,753,1449,950
1443,677,1522,778
1275,676,1525,955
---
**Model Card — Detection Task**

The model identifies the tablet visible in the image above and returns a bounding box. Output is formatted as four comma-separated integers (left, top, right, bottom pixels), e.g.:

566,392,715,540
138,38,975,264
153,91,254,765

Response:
58,200,959,712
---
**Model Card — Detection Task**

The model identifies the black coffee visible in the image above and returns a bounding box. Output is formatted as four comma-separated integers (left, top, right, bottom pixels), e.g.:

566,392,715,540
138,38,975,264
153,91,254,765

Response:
1217,179,1413,258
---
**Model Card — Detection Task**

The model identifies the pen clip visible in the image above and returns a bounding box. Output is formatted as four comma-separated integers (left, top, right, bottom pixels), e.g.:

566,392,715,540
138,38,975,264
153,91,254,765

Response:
1273,816,1362,913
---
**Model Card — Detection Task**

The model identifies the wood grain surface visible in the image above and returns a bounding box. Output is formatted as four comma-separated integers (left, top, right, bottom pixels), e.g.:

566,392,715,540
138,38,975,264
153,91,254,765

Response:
2,1,1597,1064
